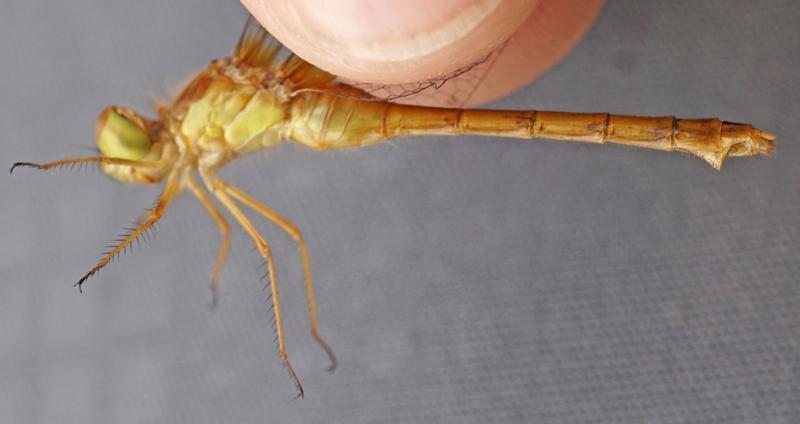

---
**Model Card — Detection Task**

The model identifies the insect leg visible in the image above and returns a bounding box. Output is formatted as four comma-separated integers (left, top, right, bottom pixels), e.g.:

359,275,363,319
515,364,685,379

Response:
10,156,161,173
75,169,181,291
222,182,337,372
200,171,304,399
186,176,230,308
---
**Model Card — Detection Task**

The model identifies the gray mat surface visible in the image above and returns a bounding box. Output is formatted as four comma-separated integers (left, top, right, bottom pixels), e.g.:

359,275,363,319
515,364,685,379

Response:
1,1,798,423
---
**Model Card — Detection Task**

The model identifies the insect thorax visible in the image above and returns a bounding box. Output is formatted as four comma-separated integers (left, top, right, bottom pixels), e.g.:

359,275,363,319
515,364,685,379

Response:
174,66,288,162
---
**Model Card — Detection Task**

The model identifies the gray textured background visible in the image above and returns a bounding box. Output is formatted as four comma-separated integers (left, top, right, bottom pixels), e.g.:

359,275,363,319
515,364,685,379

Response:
2,1,798,423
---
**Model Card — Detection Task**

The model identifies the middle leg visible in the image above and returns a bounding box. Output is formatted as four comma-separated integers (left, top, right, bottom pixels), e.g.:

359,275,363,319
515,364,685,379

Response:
222,182,337,372
201,171,304,398
186,176,230,308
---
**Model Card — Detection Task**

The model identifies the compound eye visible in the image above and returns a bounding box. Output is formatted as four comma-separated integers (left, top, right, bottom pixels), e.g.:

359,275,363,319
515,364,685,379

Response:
96,107,152,160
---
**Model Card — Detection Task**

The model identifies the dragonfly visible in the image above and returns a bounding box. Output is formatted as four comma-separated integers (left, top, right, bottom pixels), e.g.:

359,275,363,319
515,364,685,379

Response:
10,16,775,398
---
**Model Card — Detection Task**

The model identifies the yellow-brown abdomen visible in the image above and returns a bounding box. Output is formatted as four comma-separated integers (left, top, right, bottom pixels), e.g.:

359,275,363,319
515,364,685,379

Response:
287,91,394,150
287,91,774,170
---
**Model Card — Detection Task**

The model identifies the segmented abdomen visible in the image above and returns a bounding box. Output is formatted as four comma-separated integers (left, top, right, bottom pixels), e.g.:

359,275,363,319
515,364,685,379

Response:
287,91,774,170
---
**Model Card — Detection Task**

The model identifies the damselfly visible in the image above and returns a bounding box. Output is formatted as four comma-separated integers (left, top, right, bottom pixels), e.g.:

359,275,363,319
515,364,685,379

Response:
11,16,775,398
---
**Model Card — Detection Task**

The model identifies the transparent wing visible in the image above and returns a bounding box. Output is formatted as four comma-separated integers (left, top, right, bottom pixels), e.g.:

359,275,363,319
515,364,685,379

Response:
233,15,505,106
343,42,507,107
233,15,337,90
233,15,285,69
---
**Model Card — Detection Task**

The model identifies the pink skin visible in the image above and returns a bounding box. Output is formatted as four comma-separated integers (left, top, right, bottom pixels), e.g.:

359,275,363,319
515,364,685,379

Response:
241,0,604,106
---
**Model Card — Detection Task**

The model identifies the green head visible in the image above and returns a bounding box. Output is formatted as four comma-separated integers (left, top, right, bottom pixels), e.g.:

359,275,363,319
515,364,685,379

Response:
93,106,175,184
96,106,152,160
10,105,172,182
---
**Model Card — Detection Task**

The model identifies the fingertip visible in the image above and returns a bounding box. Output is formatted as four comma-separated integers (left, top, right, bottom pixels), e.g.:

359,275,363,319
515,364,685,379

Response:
461,0,605,105
242,0,604,105
243,0,538,84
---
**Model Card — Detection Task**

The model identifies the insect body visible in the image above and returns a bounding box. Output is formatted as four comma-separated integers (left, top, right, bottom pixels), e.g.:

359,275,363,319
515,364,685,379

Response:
11,16,775,397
